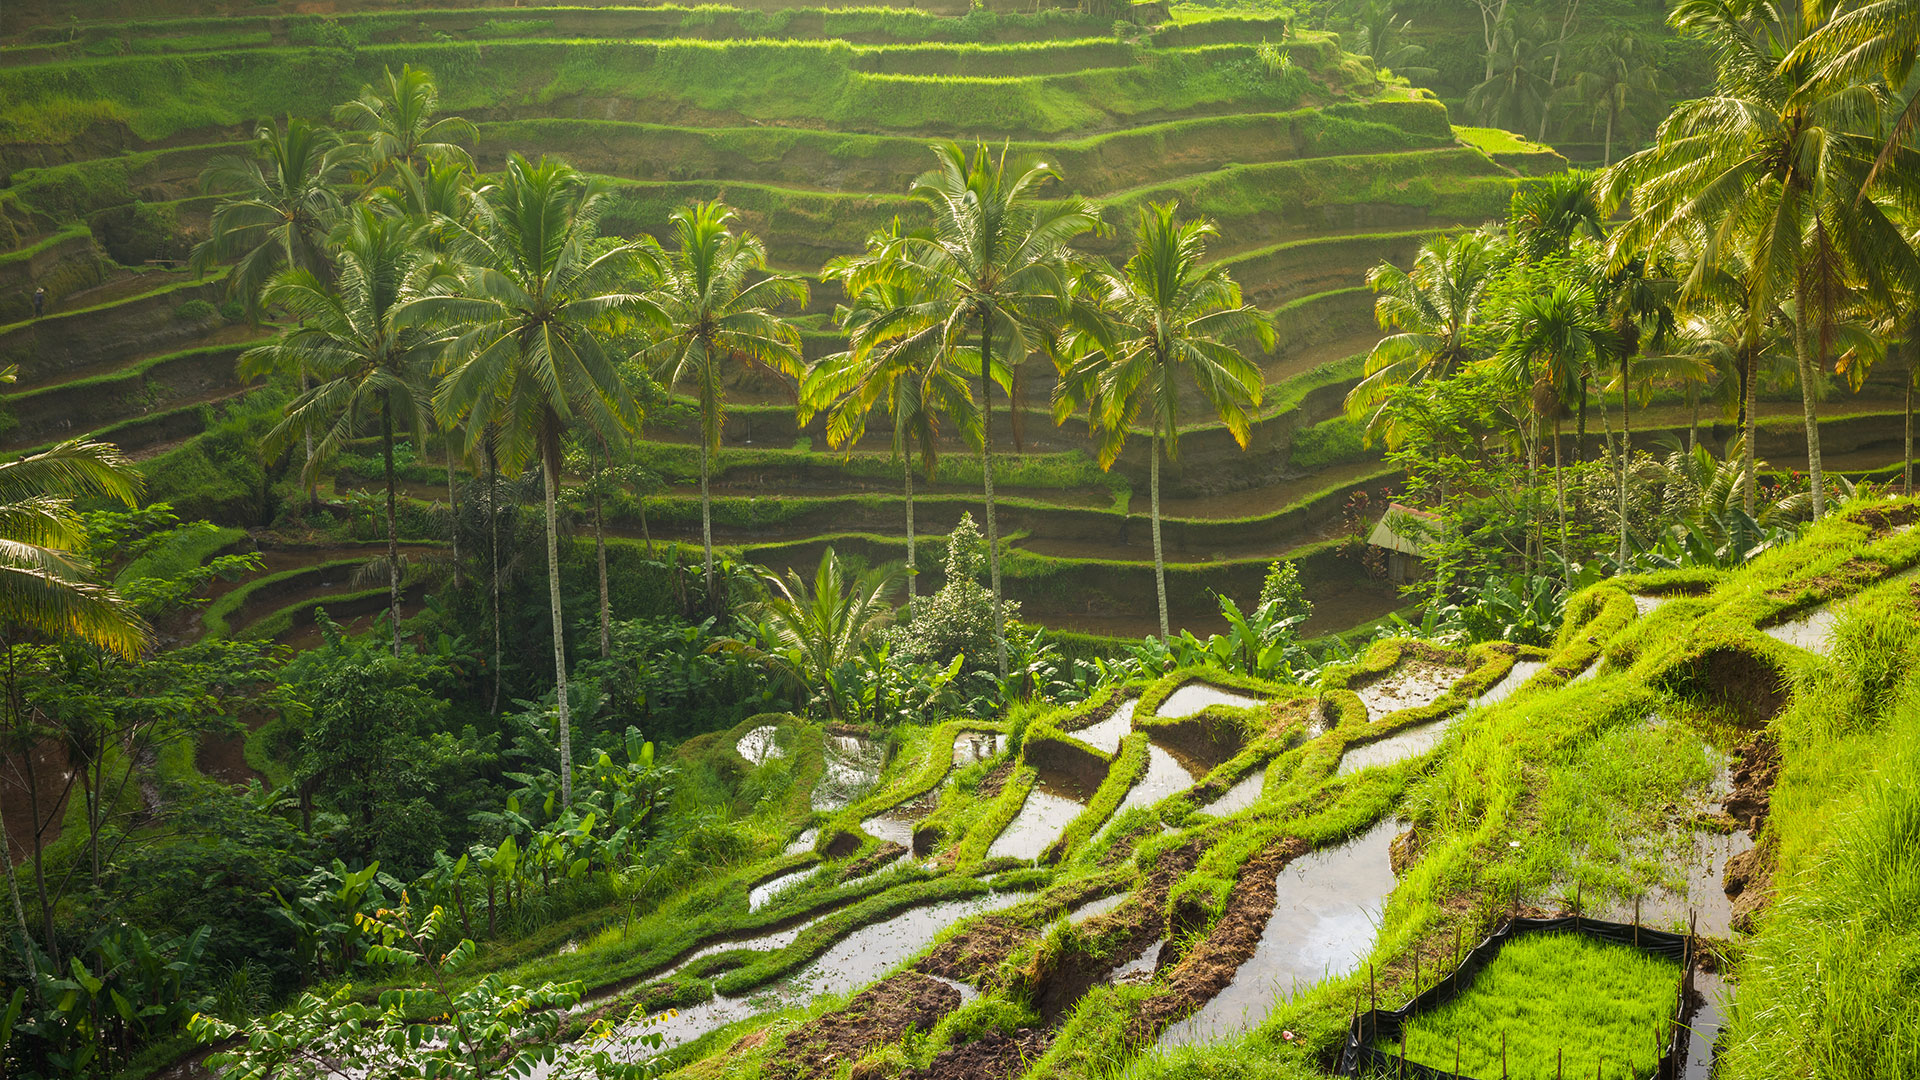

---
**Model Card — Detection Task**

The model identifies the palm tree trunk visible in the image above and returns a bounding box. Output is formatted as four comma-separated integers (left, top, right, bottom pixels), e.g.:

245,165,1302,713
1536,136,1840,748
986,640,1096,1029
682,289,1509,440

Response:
594,437,611,659
1791,278,1826,519
0,801,38,999
904,453,917,604
1575,376,1587,464
489,448,502,716
1150,426,1169,641
1553,415,1569,572
1687,384,1699,453
595,477,611,660
1905,356,1913,497
1618,375,1631,564
541,448,573,807
446,436,461,588
978,307,1007,680
1742,342,1759,516
383,400,401,658
1525,420,1539,574
699,436,715,602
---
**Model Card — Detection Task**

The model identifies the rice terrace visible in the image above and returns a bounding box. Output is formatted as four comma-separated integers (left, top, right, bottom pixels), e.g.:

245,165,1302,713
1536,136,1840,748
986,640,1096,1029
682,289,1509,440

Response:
0,0,1916,1077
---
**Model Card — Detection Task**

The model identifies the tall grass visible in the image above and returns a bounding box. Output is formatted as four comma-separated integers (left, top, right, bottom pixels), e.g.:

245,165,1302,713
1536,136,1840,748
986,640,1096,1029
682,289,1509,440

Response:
1718,577,1920,1080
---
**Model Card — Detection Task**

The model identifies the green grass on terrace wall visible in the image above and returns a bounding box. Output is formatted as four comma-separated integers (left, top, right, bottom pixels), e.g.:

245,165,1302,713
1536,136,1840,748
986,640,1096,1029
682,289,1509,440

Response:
0,37,1359,146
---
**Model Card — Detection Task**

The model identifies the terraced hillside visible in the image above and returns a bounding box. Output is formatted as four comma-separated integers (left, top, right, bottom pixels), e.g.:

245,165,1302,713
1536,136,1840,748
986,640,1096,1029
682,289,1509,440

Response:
312,495,1914,1079
1,0,1913,648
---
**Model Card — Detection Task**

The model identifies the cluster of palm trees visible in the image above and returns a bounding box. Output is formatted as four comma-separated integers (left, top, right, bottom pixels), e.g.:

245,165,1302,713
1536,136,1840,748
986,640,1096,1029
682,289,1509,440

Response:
1350,0,1919,581
200,72,1276,802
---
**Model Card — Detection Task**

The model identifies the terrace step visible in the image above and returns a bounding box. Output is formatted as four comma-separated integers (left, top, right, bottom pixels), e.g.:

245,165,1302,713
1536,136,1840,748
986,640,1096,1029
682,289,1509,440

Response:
1,341,253,450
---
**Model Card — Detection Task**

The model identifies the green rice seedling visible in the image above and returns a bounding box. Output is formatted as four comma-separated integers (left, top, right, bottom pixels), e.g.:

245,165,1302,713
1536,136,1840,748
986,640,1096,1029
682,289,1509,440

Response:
1385,932,1681,1079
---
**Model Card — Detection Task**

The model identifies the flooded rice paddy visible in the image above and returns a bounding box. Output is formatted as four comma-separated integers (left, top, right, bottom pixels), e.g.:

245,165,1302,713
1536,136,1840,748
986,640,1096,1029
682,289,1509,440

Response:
1763,606,1839,655
987,782,1087,861
1070,699,1136,754
1197,767,1268,818
1065,892,1129,925
814,735,887,811
642,889,1035,1051
1159,683,1264,718
749,866,821,912
737,726,786,765
953,730,1004,765
1335,719,1457,777
1159,818,1400,1046
1095,745,1196,840
1472,660,1546,708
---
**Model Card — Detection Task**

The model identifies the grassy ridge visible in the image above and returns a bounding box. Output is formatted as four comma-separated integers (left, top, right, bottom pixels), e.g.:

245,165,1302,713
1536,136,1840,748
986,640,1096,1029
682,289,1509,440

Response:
0,37,1357,147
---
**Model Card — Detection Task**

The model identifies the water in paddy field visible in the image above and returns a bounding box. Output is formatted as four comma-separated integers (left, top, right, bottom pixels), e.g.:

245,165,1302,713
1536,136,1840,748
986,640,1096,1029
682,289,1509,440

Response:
737,725,785,765
637,889,1034,1052
1763,606,1839,655
1096,744,1196,840
987,781,1087,861
1065,891,1129,925
1114,939,1165,983
749,866,821,912
1472,660,1546,709
784,827,818,856
1159,682,1263,719
813,734,887,812
1158,819,1400,1047
1354,661,1469,721
1634,594,1671,616
1198,767,1268,818
1678,969,1732,1079
953,730,1005,765
1335,719,1457,777
1070,699,1136,754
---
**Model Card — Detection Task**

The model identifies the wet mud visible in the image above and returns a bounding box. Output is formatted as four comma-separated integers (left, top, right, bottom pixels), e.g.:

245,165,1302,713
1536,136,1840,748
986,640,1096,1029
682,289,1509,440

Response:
769,971,961,1080
1352,660,1468,720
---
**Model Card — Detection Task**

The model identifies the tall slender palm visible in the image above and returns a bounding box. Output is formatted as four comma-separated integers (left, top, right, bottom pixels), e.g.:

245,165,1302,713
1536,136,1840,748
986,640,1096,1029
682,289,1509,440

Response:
1788,0,1920,189
1345,228,1505,445
1467,18,1553,134
884,143,1100,677
642,201,806,600
333,64,476,184
0,423,147,969
241,205,454,657
417,154,660,806
807,237,981,603
1054,203,1271,639
191,117,354,316
1604,1,1918,519
1570,35,1663,166
1494,283,1608,573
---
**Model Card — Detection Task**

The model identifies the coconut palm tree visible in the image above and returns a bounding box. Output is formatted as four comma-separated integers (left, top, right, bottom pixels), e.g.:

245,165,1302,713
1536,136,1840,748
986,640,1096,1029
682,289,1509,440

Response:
868,145,1101,677
419,154,661,806
1788,0,1920,188
334,64,476,185
1569,35,1664,166
191,117,355,316
1345,228,1506,445
806,227,982,603
1494,283,1609,573
241,205,455,657
0,414,147,972
1467,17,1553,134
641,201,806,601
1603,1,1919,519
1053,203,1271,639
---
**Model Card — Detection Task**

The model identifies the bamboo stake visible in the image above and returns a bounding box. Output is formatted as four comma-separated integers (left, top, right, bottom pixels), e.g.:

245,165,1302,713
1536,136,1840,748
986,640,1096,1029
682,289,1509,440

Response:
1558,1048,1564,1080
1502,1033,1509,1080
1456,1036,1462,1079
